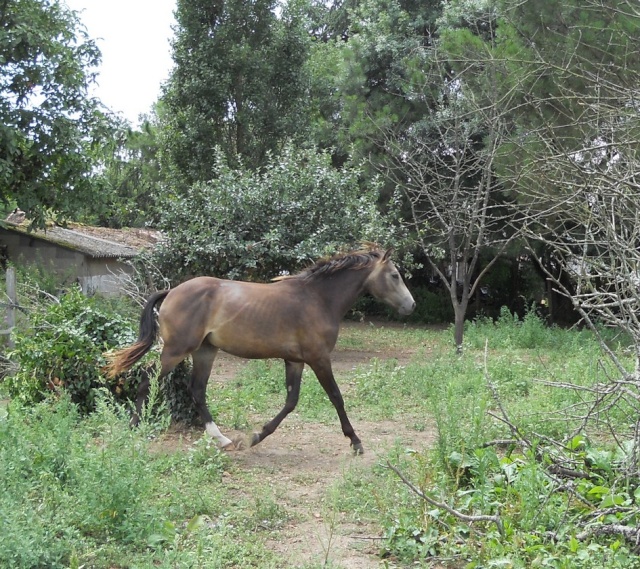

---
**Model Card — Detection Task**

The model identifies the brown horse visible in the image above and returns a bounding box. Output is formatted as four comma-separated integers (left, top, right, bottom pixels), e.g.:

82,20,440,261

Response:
104,245,415,453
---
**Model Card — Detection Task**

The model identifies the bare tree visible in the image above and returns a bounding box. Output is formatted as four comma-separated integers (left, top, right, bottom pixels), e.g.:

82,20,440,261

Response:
494,0,640,542
518,124,640,469
384,0,640,549
380,42,524,352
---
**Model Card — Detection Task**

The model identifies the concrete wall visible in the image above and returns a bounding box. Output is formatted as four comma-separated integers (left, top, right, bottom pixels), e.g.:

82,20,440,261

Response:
0,229,134,296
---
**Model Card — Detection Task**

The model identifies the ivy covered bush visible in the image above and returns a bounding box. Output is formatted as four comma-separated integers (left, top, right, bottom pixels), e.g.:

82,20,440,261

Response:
4,287,198,424
150,145,406,283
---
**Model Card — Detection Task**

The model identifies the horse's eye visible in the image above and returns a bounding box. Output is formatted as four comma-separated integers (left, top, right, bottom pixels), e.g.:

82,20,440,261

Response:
391,272,400,280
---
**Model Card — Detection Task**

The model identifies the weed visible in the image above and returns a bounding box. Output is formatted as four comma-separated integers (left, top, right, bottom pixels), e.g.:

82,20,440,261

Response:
3,309,640,567
0,395,276,568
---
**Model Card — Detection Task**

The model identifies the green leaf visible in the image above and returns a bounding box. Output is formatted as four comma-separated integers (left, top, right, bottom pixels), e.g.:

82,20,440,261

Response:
186,514,208,533
587,486,610,499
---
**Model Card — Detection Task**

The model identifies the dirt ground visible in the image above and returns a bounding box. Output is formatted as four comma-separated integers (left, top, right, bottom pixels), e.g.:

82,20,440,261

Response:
238,419,434,569
156,324,437,568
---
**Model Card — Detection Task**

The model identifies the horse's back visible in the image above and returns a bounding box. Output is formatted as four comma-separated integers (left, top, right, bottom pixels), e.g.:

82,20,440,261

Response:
157,276,336,361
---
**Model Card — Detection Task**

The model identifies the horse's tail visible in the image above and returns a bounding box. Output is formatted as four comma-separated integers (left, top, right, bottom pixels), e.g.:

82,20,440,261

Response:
103,290,170,378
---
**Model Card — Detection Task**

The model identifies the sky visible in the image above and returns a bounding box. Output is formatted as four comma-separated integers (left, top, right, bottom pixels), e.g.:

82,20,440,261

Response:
64,0,177,126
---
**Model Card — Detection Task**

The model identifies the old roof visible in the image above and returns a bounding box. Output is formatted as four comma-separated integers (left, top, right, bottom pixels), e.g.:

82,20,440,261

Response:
0,221,160,259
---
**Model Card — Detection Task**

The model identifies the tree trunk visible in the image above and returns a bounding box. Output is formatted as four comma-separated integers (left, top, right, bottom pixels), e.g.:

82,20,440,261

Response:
452,272,474,353
453,303,465,355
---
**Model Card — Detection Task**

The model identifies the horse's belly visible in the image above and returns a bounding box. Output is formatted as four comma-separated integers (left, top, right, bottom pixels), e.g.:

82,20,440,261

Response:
218,340,304,361
209,329,306,361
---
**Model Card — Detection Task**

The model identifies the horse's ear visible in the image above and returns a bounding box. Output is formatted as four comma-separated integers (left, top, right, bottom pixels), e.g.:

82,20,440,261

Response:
382,248,394,262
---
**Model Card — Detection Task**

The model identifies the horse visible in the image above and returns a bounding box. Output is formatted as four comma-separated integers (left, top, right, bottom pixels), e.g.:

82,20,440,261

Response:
103,244,415,454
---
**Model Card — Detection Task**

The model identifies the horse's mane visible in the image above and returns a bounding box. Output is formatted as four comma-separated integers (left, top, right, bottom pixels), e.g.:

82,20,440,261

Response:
275,243,385,282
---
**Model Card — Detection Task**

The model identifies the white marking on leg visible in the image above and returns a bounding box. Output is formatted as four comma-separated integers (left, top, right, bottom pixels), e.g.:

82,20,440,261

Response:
205,421,233,448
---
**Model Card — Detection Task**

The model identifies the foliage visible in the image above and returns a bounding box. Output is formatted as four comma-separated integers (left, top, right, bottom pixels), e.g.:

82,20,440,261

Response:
379,447,640,568
2,315,640,566
306,0,442,180
0,0,115,226
2,285,199,424
373,314,640,567
348,284,453,324
5,287,137,412
465,305,565,350
157,361,200,425
159,0,312,185
151,145,404,282
437,0,640,273
404,286,454,324
0,396,252,569
91,117,163,228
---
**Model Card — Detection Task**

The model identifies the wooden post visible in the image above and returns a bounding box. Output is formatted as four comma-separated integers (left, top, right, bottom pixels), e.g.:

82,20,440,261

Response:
2,267,16,349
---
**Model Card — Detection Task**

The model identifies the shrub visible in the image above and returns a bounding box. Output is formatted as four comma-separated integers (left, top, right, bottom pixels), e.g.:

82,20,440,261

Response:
5,287,137,412
405,286,454,324
3,287,199,424
150,145,405,283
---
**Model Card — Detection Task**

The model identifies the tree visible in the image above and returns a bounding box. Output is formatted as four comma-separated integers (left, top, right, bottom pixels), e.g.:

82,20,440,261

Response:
159,0,311,187
503,0,640,358
401,0,640,343
150,145,403,283
92,116,163,229
381,39,519,352
465,0,640,546
0,0,114,227
387,3,640,552
306,0,442,179
483,0,640,320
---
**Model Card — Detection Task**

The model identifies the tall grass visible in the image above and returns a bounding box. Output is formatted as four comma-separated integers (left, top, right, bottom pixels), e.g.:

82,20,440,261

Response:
334,310,640,568
3,306,639,567
0,394,282,568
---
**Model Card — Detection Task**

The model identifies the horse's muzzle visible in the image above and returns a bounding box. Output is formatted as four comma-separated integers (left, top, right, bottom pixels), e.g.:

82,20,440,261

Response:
398,300,416,316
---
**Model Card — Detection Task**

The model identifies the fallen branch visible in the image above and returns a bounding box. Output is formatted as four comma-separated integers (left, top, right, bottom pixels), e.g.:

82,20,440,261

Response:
479,438,519,448
386,461,504,536
576,523,640,548
547,464,591,480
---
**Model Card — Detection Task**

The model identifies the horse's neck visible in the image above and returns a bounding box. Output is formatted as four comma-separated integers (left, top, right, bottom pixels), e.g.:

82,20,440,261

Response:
310,268,369,319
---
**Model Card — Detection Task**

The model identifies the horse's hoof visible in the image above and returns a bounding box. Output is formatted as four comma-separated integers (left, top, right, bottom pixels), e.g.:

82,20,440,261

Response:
250,433,261,447
352,442,364,455
220,440,238,451
221,436,246,451
231,435,246,450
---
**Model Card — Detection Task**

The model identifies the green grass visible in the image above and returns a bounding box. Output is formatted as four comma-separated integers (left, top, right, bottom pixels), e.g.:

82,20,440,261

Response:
2,311,640,567
0,396,281,568
348,315,640,568
337,320,428,352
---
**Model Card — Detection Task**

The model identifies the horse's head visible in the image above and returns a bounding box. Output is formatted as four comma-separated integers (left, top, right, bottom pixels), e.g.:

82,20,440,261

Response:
364,249,416,316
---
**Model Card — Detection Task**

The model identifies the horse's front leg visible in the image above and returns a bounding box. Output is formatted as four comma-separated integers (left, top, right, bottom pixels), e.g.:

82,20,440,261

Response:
190,345,234,449
251,360,303,447
309,358,363,454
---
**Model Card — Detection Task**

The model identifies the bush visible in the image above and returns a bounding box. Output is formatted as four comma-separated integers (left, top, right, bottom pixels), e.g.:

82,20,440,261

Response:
3,287,199,424
349,286,453,324
405,286,454,324
5,287,137,412
150,145,405,283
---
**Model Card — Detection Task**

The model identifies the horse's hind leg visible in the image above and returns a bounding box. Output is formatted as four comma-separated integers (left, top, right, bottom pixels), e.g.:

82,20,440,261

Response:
251,360,304,447
309,358,363,454
131,367,152,426
190,344,234,448
132,349,185,426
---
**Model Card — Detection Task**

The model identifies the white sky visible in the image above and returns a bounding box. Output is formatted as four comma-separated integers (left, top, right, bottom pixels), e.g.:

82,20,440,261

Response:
64,0,176,126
